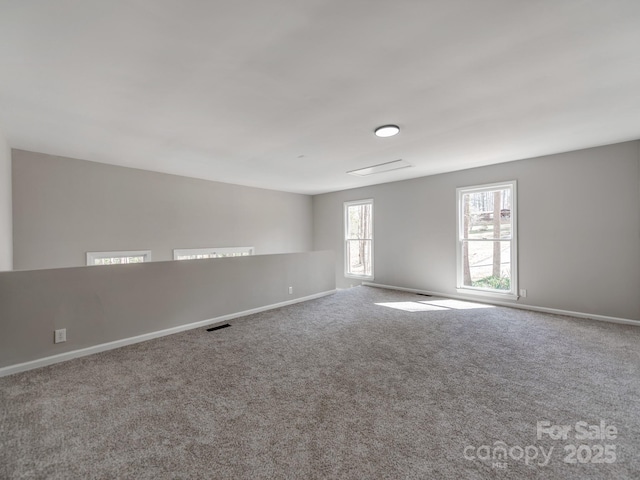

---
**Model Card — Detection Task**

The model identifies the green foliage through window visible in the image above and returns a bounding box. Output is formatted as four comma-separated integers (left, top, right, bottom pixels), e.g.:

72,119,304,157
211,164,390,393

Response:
472,275,511,291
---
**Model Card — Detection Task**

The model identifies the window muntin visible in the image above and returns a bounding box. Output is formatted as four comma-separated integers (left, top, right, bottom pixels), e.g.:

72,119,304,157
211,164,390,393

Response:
457,182,517,297
86,250,152,266
344,199,373,279
173,246,254,260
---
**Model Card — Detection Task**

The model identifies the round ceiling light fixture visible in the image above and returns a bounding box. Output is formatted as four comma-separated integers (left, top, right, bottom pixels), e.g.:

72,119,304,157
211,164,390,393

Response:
374,124,400,138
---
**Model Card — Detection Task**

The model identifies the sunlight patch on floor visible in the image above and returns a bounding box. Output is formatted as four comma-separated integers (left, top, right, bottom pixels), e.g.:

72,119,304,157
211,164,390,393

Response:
375,302,448,312
376,298,495,312
421,299,495,310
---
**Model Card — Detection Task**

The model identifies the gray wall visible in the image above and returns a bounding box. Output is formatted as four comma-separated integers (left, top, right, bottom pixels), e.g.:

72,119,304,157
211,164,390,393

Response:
314,141,640,321
0,128,11,271
12,150,313,270
0,250,335,368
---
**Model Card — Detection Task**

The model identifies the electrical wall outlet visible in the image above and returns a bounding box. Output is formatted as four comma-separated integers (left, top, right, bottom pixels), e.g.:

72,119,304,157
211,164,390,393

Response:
519,289,527,298
54,328,66,343
288,286,293,295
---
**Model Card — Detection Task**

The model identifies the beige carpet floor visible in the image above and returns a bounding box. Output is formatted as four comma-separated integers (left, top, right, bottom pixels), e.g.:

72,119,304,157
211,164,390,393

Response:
1,286,639,479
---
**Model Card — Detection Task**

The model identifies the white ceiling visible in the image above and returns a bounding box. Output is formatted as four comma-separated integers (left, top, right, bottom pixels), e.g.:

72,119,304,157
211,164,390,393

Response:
1,1,639,195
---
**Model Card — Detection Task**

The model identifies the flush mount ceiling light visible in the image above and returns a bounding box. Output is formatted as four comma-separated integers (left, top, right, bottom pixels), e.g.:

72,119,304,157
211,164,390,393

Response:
348,159,412,176
374,124,400,137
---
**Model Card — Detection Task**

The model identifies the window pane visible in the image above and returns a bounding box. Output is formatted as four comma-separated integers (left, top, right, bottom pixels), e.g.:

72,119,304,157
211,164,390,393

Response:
93,255,144,265
173,247,254,260
462,188,512,240
347,204,372,239
462,240,511,291
347,239,372,277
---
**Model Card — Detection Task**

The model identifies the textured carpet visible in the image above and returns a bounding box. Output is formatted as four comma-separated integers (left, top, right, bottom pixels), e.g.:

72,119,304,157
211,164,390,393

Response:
1,286,639,479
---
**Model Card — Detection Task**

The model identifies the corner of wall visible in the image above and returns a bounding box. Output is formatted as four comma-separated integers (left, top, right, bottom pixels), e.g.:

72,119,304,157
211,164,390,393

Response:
637,140,640,244
0,129,12,271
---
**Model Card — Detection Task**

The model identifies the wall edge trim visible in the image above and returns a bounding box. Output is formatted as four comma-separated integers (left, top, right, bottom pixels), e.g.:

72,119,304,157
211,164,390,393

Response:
362,282,640,326
0,289,336,377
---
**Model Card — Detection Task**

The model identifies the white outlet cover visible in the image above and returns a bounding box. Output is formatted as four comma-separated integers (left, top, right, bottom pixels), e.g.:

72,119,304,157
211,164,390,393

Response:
54,329,67,343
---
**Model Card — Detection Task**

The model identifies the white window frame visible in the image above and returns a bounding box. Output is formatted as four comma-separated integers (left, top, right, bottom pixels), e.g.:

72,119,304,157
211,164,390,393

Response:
173,246,255,260
86,250,152,266
344,198,374,280
456,181,518,300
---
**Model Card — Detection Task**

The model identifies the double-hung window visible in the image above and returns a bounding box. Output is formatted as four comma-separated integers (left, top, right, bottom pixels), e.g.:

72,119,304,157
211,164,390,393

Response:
344,199,373,279
86,250,151,266
456,181,517,298
173,246,254,260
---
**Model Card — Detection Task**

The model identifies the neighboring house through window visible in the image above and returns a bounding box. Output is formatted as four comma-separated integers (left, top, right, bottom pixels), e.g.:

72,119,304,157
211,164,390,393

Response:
456,181,517,298
344,199,373,279
173,246,254,260
86,250,152,266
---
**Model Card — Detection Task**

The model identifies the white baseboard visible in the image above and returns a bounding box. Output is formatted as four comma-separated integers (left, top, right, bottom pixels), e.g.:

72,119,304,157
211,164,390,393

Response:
0,290,336,378
363,282,640,327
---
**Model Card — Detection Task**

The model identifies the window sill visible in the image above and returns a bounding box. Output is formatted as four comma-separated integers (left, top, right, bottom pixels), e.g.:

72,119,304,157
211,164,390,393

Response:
456,288,518,301
345,274,374,281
